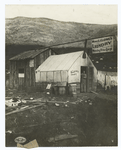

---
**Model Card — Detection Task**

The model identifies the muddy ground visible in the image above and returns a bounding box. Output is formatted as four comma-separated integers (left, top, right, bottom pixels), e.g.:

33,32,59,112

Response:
5,89,117,147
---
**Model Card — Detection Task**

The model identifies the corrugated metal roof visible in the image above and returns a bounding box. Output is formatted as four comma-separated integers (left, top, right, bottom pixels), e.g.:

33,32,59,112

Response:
9,48,49,60
36,51,83,71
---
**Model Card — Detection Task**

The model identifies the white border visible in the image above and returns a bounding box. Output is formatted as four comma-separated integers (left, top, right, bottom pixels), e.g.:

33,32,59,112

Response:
1,1,120,150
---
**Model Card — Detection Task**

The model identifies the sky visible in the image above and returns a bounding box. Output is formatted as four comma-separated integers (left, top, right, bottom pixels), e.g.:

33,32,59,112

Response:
5,5,117,24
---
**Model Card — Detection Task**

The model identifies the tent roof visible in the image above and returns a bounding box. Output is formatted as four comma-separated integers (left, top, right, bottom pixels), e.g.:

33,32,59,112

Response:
36,51,84,72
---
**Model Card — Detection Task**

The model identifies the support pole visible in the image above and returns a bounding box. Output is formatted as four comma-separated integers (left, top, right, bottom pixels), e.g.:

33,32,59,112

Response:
82,39,87,58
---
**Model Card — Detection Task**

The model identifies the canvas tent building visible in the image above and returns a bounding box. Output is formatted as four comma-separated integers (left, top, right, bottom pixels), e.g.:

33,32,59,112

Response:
35,51,97,93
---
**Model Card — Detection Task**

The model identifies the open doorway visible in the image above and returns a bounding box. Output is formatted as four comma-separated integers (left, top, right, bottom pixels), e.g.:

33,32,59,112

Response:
80,66,87,92
80,66,94,92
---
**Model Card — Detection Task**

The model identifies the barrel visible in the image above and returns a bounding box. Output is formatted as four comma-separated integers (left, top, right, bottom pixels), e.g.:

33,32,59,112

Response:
70,84,77,98
59,87,66,95
53,86,59,95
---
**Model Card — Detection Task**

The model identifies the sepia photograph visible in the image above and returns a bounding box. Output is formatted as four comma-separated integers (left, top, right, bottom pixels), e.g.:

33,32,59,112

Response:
5,4,118,148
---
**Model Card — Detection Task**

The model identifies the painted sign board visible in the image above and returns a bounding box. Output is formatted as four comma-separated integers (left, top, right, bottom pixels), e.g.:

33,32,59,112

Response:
71,70,79,75
92,36,113,53
18,73,24,78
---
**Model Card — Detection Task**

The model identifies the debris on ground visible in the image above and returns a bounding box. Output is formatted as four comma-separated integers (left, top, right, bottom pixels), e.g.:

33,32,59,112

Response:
55,103,60,107
6,130,12,134
5,97,12,100
64,104,69,107
89,102,92,105
5,98,21,107
78,98,83,102
21,100,26,103
14,136,26,144
82,96,89,101
91,91,98,95
6,103,45,116
20,106,29,110
24,97,34,100
5,90,117,147
17,139,39,148
52,97,56,101
48,134,78,142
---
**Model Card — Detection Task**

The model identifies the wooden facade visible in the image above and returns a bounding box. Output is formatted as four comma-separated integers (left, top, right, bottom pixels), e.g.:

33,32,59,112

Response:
9,48,56,90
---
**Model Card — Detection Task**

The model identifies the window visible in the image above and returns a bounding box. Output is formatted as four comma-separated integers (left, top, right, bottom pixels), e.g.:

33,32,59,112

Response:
18,68,24,78
19,68,24,73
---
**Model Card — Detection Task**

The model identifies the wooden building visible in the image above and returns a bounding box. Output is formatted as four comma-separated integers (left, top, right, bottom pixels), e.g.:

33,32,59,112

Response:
9,48,56,89
35,51,97,93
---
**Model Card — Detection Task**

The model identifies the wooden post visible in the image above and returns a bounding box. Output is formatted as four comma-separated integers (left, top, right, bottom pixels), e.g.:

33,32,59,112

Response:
82,39,87,58
104,73,107,90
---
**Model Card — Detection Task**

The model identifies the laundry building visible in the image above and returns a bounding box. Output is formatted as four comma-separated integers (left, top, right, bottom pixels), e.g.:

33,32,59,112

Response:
35,51,97,93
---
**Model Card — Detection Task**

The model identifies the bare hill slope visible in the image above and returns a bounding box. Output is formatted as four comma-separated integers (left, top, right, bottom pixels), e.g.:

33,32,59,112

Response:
6,17,117,47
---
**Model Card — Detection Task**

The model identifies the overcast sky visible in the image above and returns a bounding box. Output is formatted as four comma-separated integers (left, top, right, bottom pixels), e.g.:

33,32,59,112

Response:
5,5,117,24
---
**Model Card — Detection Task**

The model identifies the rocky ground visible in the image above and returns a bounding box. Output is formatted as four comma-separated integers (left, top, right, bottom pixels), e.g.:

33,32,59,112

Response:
5,88,117,147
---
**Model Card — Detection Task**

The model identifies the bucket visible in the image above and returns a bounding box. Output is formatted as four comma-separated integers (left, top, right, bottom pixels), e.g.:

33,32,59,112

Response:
73,92,77,98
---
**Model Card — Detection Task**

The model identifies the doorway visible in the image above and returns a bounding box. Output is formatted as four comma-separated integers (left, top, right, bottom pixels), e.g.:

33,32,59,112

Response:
80,66,93,92
80,66,87,92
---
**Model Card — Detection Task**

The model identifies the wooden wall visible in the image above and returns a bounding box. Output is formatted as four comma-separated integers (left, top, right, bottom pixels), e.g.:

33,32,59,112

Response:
35,49,52,69
9,49,55,89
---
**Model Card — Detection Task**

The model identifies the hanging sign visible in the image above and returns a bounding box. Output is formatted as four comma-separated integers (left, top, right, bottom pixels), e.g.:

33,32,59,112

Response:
92,36,113,54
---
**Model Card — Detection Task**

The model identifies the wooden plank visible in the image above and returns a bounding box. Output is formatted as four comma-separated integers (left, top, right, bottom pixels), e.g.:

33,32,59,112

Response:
91,90,98,95
24,60,26,88
11,61,14,88
14,61,17,88
48,134,78,142
14,61,18,88
16,61,19,89
6,103,45,116
13,61,15,88
13,61,16,88
34,55,38,69
86,67,89,92
29,67,31,86
33,58,36,87
46,100,77,105
9,61,13,88
26,61,30,87
30,67,33,86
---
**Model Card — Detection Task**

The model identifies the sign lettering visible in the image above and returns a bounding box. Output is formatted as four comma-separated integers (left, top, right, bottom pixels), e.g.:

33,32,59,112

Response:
92,36,113,53
71,70,79,75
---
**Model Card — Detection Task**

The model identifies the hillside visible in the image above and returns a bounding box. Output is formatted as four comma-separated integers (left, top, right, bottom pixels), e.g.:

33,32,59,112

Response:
5,17,117,47
5,17,117,72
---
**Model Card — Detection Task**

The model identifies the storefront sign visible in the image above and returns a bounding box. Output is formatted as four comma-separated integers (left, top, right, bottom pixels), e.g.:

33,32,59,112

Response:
92,36,113,53
71,70,79,75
